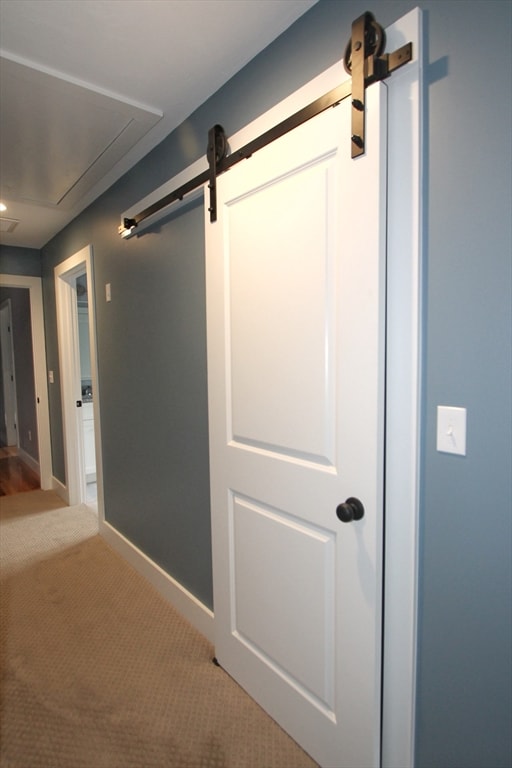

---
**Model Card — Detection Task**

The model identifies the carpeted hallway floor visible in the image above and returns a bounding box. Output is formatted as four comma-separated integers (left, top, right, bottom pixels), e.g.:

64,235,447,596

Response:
0,490,318,768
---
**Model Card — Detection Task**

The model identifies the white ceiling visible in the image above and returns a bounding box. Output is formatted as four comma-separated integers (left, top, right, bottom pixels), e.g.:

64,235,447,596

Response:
0,0,317,249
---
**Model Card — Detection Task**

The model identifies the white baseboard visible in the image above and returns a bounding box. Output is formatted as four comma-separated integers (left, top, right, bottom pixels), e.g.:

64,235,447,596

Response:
18,447,39,475
52,476,69,503
99,519,214,644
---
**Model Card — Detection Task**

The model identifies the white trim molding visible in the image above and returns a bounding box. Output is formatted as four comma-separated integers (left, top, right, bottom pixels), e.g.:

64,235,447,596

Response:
0,273,53,489
100,519,214,643
54,245,105,521
52,474,68,503
18,447,39,474
382,9,423,768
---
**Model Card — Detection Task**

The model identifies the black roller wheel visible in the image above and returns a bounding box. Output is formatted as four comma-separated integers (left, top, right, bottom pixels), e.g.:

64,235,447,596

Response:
343,14,386,75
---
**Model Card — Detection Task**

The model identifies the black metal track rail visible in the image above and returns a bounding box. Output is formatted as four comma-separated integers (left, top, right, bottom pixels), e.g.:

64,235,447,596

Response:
123,168,211,231
120,12,411,236
120,79,353,234
217,79,353,176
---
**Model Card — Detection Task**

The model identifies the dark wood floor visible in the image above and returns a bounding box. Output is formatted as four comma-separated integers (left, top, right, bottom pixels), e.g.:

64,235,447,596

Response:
0,447,40,496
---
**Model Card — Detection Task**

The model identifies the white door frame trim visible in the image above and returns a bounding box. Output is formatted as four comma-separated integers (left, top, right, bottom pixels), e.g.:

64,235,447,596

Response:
0,273,53,488
381,10,423,767
54,245,104,516
119,9,422,767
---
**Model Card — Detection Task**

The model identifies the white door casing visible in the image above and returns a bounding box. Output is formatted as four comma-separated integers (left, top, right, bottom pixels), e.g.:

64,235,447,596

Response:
207,78,386,767
55,245,103,512
0,275,52,489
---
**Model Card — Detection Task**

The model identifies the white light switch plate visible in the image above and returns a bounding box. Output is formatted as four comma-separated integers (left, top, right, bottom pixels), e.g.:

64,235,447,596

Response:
437,406,467,455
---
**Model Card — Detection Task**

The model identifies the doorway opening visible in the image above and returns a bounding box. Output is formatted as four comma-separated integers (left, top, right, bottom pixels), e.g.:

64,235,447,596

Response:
76,273,97,504
55,246,102,511
0,298,18,449
0,275,52,489
0,295,40,495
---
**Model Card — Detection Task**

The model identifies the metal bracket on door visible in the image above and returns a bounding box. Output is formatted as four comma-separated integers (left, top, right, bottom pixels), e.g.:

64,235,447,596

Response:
344,11,412,157
118,11,412,235
207,124,228,223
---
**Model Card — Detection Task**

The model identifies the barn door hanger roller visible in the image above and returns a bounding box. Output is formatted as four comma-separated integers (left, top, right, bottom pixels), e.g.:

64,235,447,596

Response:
202,11,411,220
119,11,411,236
346,11,412,157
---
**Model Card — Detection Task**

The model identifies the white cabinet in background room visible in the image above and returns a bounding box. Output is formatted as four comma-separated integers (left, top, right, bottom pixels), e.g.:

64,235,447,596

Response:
82,402,96,481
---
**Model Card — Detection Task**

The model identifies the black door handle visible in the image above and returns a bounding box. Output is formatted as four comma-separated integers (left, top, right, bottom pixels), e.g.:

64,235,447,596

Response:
336,497,364,523
76,400,82,408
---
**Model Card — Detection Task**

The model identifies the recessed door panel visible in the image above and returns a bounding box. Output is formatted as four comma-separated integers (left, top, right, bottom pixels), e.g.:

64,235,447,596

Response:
231,493,335,711
228,160,336,465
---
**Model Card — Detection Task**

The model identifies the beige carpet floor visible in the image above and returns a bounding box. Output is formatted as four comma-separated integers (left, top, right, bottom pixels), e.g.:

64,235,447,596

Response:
0,490,317,768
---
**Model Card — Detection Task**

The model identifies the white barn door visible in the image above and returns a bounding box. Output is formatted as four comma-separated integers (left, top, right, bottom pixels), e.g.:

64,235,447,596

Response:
206,82,387,768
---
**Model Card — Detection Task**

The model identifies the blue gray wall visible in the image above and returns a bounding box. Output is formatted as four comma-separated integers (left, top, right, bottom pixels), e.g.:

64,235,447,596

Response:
0,244,41,277
31,2,512,766
414,3,511,766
